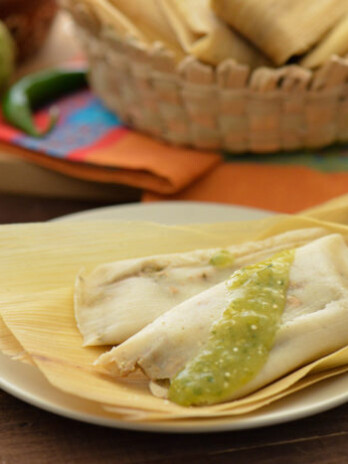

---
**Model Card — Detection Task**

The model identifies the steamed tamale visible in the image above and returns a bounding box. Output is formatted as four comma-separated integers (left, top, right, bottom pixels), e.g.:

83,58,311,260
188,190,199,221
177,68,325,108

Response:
107,0,182,50
74,0,149,45
75,0,185,60
212,0,348,65
156,0,268,67
75,228,325,345
1,215,348,419
97,234,348,406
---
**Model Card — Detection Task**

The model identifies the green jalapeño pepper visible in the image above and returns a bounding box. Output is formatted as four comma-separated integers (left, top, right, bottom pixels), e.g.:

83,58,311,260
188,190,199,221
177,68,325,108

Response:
2,67,88,137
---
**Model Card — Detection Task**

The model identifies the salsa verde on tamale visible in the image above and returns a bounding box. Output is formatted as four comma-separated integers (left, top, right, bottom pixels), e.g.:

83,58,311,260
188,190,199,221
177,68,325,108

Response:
169,250,294,406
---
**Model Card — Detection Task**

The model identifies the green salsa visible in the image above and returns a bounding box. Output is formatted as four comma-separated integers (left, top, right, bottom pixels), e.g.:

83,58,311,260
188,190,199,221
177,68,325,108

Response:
168,249,295,406
209,250,235,268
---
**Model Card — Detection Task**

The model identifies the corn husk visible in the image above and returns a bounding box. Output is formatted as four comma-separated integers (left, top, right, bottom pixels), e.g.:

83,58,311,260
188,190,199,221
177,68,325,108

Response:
0,316,33,365
105,0,183,52
301,14,348,68
302,193,348,224
68,0,185,60
0,218,273,368
75,226,326,346
156,0,268,67
71,0,268,67
211,0,348,65
1,214,348,422
67,0,146,42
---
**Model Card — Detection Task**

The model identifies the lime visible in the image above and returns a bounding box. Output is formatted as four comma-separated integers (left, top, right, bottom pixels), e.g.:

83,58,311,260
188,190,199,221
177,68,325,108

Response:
0,20,15,92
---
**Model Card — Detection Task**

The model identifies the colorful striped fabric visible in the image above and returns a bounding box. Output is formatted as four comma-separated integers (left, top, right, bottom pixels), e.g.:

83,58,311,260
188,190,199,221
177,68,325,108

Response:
0,90,220,194
1,88,348,213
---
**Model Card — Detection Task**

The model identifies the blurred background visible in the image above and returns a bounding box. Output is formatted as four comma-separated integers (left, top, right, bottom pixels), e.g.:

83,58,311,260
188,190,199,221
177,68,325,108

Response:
1,0,59,66
0,0,141,211
0,0,348,220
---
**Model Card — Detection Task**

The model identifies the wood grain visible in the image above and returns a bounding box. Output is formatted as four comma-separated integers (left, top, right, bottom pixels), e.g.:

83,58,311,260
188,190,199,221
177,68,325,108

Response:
0,193,114,223
1,387,348,464
0,194,348,464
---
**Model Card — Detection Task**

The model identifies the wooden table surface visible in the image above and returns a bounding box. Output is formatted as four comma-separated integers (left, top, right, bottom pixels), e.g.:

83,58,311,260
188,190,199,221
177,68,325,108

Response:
0,192,348,464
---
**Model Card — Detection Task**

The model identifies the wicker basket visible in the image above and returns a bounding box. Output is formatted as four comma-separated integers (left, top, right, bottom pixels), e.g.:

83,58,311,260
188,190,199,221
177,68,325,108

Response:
63,0,348,153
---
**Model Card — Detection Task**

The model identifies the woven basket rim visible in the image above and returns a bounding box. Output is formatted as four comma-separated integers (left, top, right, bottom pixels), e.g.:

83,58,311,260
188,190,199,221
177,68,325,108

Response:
61,0,348,153
60,0,348,93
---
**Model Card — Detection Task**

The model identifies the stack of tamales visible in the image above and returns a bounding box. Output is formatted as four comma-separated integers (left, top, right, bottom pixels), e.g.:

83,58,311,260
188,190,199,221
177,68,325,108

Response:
87,0,348,68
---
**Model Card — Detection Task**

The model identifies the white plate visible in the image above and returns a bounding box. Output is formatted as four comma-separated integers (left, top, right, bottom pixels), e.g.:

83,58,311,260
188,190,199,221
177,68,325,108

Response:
1,201,348,433
59,201,272,224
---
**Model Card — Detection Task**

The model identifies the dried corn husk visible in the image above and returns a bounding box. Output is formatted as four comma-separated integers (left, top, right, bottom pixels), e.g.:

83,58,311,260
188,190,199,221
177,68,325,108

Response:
211,0,348,65
0,316,33,365
0,221,248,295
65,0,185,60
301,15,348,68
156,0,268,67
0,214,348,422
69,0,269,67
106,0,183,54
66,0,146,41
302,193,348,224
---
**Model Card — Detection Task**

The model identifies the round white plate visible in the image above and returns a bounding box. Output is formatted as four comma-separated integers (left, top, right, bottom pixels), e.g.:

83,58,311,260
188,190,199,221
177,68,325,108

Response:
1,201,348,433
59,201,272,224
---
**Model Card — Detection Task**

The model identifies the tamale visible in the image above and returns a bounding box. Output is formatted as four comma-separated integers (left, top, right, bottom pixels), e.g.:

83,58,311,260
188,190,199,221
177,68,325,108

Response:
105,0,184,58
1,216,348,420
76,0,147,42
157,0,268,67
211,0,348,65
2,285,348,421
75,228,325,345
0,316,33,365
97,235,348,406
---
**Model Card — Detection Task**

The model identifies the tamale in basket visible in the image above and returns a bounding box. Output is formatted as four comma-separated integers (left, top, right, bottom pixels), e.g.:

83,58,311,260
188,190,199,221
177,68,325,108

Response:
62,0,348,153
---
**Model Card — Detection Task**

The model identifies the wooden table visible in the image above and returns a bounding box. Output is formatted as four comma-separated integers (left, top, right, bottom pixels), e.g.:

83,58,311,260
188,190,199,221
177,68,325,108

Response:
0,193,347,464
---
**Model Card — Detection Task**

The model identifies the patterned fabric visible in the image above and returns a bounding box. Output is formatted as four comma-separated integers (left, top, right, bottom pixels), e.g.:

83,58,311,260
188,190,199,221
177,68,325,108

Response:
1,88,348,213
0,90,220,194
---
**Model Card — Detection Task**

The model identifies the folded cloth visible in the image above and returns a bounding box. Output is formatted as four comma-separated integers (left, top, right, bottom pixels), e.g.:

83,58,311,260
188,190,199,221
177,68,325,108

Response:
1,87,348,213
143,151,348,213
0,90,221,195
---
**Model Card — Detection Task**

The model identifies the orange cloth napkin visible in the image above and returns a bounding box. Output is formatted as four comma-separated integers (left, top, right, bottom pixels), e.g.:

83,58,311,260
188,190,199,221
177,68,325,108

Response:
0,136,220,196
143,158,348,213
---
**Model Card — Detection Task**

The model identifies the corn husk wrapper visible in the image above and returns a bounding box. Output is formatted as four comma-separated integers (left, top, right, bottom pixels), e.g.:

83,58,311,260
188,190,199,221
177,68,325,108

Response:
0,316,32,365
1,213,348,422
0,217,271,365
71,0,185,60
156,0,268,67
211,0,348,66
105,0,183,52
70,0,147,42
72,0,268,67
302,194,348,224
301,15,348,68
